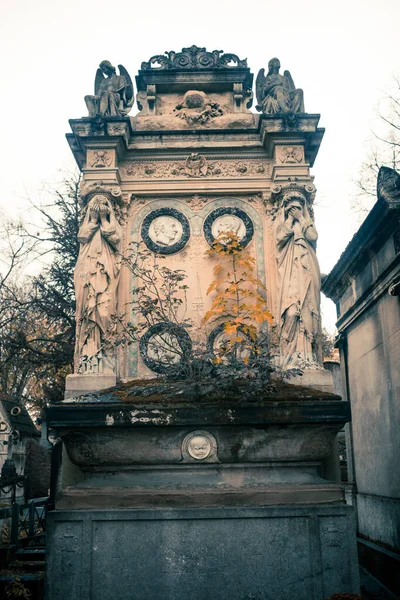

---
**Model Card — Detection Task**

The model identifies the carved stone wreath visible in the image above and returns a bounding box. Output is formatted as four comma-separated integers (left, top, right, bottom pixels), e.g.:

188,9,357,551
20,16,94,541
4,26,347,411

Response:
141,208,190,254
203,207,254,248
140,322,192,374
207,323,254,360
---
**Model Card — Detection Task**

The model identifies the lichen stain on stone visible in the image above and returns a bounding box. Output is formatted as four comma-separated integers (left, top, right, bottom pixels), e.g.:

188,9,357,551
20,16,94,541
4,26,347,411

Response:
105,414,114,426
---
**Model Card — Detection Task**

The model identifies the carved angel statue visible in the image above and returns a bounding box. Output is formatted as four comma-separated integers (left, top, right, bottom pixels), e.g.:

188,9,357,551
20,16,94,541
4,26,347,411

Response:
256,58,304,115
85,60,134,118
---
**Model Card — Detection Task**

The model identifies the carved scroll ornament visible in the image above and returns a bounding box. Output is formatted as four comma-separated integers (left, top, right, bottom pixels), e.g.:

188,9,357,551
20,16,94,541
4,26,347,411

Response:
141,45,247,70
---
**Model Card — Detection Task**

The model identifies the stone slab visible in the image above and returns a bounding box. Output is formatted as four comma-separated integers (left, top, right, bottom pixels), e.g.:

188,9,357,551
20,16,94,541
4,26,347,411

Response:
285,369,334,394
64,374,116,399
45,505,360,600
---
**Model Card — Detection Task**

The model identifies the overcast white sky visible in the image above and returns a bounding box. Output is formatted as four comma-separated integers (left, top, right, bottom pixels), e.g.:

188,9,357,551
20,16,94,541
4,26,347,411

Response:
1,0,399,331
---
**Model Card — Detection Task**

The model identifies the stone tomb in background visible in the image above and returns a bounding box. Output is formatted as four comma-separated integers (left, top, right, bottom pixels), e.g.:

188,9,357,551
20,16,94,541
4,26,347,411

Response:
45,47,360,600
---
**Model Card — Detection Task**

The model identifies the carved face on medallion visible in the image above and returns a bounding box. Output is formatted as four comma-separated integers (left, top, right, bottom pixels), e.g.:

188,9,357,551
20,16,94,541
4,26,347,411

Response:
181,430,218,463
141,208,190,255
211,214,246,242
148,216,182,247
203,207,254,248
187,435,212,460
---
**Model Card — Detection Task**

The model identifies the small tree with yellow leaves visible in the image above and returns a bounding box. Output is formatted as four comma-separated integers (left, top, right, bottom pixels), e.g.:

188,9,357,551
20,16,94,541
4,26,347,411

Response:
202,232,274,386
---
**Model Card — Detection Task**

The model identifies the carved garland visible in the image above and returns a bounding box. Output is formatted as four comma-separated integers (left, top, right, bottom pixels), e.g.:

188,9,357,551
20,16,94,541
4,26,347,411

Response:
121,156,271,179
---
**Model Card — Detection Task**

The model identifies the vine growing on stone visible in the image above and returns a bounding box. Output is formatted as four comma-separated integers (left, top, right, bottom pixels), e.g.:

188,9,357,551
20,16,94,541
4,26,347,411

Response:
202,232,274,385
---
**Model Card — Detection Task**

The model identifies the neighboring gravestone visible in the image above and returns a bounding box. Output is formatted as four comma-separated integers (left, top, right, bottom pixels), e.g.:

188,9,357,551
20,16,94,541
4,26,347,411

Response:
46,46,360,600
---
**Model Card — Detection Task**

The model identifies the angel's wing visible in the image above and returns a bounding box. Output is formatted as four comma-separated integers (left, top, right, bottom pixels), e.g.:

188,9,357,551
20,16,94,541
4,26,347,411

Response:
94,68,105,95
256,68,266,108
118,64,134,108
283,70,295,92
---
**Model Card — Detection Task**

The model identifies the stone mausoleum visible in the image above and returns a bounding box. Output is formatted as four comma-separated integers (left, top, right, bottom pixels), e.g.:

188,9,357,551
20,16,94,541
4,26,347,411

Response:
323,166,400,597
46,47,360,599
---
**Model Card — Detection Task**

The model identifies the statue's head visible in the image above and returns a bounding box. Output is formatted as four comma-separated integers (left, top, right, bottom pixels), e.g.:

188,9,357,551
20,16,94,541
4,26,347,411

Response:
153,217,179,245
268,57,281,73
99,60,116,76
283,191,305,215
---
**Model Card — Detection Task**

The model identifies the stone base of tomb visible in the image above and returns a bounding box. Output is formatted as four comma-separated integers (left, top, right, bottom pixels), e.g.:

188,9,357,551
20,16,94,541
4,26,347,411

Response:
45,504,359,600
45,384,360,600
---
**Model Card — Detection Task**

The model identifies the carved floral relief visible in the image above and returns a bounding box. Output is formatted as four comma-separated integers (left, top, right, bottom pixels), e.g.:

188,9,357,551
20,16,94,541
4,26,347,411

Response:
87,149,114,168
120,156,271,179
276,146,304,164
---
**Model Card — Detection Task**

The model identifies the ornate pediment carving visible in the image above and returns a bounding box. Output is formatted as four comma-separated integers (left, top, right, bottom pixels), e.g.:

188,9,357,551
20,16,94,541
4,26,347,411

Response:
141,45,247,70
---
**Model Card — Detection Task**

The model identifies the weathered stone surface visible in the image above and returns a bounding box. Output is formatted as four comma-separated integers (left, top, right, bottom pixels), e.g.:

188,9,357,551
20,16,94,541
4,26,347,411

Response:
133,113,258,130
64,374,116,399
45,506,360,600
24,438,51,499
48,396,348,509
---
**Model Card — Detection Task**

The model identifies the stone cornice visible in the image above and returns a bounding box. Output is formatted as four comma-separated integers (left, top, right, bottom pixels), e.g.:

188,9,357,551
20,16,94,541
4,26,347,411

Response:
322,199,399,303
332,256,400,333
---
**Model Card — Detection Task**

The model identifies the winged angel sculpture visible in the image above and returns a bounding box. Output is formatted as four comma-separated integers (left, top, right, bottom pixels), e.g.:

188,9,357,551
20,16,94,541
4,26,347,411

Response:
85,60,134,118
256,58,304,115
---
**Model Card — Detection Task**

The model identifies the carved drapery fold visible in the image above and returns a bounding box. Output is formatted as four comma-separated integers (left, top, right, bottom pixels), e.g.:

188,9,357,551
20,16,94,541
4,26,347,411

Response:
273,185,322,370
74,183,123,374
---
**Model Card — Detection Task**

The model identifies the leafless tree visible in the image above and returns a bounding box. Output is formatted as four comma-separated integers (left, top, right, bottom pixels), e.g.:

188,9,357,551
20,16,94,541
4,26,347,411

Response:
353,76,400,214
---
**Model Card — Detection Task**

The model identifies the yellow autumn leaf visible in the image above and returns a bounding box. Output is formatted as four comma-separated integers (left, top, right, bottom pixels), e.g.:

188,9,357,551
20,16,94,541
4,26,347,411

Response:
224,323,238,335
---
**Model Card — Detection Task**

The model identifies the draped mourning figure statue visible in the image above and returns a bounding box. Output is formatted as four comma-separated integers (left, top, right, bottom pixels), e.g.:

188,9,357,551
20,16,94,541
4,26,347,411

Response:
85,60,134,118
275,191,321,370
74,194,122,373
256,58,304,115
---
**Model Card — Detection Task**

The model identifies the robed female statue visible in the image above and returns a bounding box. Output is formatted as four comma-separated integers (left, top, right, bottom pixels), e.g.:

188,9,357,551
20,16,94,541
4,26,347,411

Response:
275,191,321,370
74,194,122,373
